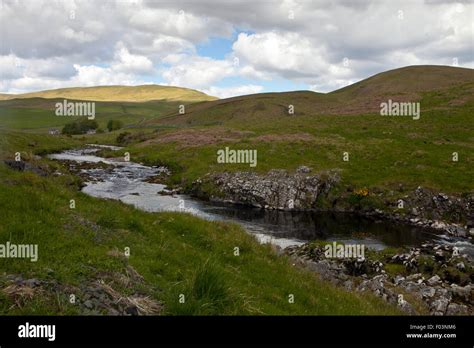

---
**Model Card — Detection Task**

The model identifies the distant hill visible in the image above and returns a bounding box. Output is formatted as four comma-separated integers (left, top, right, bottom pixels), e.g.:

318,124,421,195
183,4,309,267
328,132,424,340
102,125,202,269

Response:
0,85,217,103
148,65,474,127
331,65,473,98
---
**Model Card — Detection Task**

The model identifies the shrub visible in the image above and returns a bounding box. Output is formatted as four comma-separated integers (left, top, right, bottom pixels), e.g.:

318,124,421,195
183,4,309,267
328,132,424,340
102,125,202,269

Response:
347,193,364,206
116,132,132,145
107,120,123,132
116,131,146,145
62,119,98,135
418,255,436,274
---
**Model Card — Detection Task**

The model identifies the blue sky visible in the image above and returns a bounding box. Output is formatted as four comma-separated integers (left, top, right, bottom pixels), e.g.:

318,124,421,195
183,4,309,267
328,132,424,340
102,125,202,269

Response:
197,36,237,60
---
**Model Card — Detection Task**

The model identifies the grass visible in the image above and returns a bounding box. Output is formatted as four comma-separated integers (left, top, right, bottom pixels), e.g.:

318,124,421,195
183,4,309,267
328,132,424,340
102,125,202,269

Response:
0,133,401,315
0,98,192,132
125,66,473,194
0,84,217,103
2,66,472,196
120,104,473,193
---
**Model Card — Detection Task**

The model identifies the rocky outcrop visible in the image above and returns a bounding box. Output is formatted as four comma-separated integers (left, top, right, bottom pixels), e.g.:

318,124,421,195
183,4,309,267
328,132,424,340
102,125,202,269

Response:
361,187,473,239
409,187,473,223
190,167,472,237
382,186,474,231
3,159,49,177
191,167,340,210
285,242,473,315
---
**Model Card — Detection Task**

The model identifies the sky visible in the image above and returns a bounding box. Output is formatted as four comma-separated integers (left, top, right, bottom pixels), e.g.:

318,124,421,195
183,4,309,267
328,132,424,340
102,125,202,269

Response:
0,0,473,98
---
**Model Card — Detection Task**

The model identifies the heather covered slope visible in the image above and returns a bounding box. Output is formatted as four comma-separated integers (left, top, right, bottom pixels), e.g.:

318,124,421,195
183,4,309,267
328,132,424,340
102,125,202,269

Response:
331,65,474,98
147,65,474,127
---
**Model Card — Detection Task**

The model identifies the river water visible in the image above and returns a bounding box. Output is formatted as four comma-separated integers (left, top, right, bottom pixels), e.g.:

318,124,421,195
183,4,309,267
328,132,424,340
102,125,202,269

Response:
49,145,470,252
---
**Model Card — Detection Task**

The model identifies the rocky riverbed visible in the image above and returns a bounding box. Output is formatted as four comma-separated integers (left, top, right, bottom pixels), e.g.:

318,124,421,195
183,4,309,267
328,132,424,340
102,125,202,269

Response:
284,241,473,315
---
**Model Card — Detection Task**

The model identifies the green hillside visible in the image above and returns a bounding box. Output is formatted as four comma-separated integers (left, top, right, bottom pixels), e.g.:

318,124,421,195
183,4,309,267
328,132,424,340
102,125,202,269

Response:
0,84,217,103
123,66,474,193
0,98,185,131
146,65,474,127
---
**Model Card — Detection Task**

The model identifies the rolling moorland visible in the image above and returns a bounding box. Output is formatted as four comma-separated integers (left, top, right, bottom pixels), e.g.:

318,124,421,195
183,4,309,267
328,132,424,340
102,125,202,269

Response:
0,65,473,315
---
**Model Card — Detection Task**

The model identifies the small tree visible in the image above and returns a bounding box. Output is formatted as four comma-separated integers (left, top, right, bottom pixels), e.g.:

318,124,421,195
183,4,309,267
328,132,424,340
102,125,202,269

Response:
62,119,98,135
107,119,123,132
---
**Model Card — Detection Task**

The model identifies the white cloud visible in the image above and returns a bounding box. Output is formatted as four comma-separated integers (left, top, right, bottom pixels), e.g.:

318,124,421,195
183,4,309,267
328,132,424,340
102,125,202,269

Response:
162,56,235,89
233,32,329,79
0,54,25,80
1,77,70,94
111,42,154,74
70,64,143,87
232,31,355,89
203,84,264,98
0,0,472,95
60,27,97,44
128,7,233,42
0,43,150,93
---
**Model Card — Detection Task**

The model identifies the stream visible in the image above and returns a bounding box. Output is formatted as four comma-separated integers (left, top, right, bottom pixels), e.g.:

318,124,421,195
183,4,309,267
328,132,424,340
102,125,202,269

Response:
48,145,470,252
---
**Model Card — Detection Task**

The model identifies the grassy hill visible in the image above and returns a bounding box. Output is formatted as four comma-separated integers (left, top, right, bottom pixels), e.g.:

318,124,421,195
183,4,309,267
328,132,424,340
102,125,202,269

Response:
147,65,474,127
0,85,216,131
0,97,185,131
122,65,474,193
332,65,474,97
1,66,472,193
0,85,217,103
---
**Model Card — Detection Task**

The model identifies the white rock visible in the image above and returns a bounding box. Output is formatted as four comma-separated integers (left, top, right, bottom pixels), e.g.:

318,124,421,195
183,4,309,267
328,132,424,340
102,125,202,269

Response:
427,275,441,286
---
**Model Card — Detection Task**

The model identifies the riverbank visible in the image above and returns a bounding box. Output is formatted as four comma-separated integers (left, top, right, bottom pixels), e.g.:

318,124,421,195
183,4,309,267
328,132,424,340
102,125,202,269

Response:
179,164,474,315
0,132,402,315
2,131,471,316
284,241,473,315
44,144,473,316
48,146,456,251
187,167,474,242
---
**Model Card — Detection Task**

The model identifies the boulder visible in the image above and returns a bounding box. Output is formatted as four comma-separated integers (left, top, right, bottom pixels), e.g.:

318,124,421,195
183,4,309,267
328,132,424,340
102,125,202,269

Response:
427,275,441,286
446,303,469,315
431,297,449,315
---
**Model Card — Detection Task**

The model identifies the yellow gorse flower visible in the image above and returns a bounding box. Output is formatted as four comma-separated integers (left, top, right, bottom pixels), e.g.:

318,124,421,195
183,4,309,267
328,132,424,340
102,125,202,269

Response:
354,188,369,197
